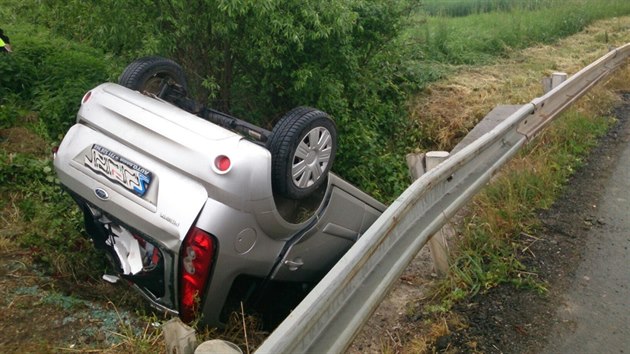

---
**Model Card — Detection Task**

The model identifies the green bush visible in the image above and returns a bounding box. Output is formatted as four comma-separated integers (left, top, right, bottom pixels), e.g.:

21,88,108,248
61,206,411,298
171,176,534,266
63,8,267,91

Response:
0,54,37,100
31,49,110,138
0,27,114,138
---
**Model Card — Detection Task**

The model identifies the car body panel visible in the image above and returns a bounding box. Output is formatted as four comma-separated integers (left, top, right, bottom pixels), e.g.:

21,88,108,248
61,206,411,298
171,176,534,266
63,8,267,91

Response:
54,83,386,326
272,177,384,282
55,124,206,246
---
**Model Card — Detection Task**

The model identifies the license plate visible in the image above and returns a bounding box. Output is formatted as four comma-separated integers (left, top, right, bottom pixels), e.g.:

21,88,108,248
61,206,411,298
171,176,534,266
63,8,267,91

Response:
84,144,153,197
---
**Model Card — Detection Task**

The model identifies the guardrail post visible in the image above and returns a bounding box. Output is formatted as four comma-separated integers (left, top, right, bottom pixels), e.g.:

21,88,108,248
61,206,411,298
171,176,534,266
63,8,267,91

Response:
405,152,426,178
425,151,451,276
407,151,451,277
543,72,568,93
552,72,568,88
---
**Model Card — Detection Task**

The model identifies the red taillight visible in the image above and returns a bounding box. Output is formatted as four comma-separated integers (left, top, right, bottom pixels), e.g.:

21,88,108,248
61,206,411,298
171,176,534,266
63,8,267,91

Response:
82,91,92,104
52,146,59,159
179,227,216,323
213,155,231,173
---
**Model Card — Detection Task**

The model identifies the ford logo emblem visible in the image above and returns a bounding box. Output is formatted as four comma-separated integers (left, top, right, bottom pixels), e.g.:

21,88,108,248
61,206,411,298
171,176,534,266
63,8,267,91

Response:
94,188,109,200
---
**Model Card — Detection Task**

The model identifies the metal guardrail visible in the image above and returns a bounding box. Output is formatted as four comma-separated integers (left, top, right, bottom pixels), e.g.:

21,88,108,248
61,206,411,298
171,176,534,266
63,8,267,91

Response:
255,43,630,354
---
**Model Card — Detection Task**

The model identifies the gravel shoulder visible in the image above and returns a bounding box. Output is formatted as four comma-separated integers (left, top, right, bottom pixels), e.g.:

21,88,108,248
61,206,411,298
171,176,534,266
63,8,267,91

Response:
539,96,630,353
440,94,630,353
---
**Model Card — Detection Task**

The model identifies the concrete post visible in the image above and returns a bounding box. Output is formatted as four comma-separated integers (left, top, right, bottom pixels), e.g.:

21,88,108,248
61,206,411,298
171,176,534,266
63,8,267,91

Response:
424,152,451,277
552,72,568,88
163,318,197,354
543,72,568,93
406,151,451,277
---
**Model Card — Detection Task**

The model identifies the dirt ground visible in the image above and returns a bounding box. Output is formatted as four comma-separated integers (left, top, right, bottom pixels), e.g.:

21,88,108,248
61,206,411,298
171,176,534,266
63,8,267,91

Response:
350,95,630,354
0,250,159,353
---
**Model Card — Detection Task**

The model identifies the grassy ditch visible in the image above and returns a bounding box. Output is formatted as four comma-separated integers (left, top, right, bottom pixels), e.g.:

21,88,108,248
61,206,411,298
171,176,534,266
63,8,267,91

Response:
0,23,118,278
402,17,630,352
0,23,163,353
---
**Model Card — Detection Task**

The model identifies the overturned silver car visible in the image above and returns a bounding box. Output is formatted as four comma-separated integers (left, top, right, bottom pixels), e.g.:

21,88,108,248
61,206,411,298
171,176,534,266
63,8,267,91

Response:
54,57,385,327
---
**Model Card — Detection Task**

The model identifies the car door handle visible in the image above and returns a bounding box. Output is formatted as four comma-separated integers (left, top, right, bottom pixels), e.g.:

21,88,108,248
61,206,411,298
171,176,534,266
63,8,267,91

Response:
284,258,304,271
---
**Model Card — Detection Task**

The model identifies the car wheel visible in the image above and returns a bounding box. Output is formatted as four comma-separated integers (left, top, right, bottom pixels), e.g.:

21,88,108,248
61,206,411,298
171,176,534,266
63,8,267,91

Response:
118,56,188,97
268,107,337,199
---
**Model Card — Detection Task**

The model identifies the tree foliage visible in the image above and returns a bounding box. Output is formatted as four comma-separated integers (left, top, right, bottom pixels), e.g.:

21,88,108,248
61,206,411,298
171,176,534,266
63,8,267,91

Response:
17,0,422,201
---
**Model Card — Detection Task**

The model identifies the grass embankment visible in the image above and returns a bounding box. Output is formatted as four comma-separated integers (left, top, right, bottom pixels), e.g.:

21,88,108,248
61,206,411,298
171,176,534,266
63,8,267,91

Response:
0,24,163,353
403,16,630,352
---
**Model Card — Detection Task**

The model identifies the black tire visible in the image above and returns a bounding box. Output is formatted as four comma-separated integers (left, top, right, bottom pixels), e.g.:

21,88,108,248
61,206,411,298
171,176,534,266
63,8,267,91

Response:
118,56,188,96
268,107,337,199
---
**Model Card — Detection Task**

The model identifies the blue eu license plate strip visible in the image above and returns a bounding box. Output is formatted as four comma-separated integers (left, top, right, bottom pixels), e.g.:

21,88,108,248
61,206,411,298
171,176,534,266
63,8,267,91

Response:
84,144,152,197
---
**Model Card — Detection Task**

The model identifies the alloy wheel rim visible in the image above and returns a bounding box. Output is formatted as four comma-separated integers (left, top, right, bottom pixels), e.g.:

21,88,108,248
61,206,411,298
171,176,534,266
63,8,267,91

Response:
291,127,333,188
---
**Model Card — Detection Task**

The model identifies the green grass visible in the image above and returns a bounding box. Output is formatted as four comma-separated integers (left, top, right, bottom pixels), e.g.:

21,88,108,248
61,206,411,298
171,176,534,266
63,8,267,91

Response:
0,21,119,280
409,0,630,65
0,149,106,279
421,0,553,17
366,0,630,201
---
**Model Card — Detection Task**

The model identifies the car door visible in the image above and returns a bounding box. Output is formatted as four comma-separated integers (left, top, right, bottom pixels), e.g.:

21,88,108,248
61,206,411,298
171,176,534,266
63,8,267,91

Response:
271,174,385,282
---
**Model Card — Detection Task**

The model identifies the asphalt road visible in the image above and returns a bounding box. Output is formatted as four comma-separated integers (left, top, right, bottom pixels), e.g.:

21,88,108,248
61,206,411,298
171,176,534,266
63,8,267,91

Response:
541,113,630,353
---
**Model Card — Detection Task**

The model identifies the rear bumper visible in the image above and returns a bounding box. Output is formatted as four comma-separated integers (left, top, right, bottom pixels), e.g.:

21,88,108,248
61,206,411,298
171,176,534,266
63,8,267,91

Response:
72,193,179,313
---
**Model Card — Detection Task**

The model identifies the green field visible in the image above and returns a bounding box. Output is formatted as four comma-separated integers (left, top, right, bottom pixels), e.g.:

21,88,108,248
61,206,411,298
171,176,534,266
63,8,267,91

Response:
416,0,630,64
